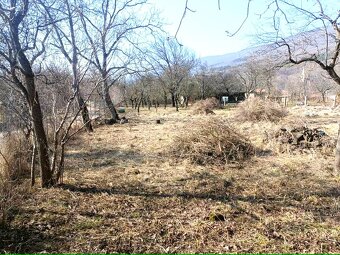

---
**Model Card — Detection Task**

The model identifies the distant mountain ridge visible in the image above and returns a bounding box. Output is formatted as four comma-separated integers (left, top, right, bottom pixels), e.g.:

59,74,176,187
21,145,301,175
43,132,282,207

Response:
200,27,335,68
200,47,255,68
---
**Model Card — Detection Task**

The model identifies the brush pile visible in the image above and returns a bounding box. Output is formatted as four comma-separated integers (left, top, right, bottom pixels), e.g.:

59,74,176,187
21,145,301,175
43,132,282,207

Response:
192,97,221,115
236,97,287,122
171,119,255,165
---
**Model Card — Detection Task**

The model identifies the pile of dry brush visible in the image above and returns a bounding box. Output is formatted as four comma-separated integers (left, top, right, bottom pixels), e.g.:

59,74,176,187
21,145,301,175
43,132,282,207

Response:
235,97,287,122
171,119,255,165
192,97,221,115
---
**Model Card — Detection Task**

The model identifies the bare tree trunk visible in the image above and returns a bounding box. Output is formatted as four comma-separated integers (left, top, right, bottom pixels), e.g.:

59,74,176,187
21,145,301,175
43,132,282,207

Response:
322,93,326,103
27,83,53,187
164,93,167,109
147,98,151,110
76,94,93,132
171,92,176,107
67,0,93,133
30,134,37,187
175,93,179,112
137,98,142,114
102,82,119,122
185,96,189,108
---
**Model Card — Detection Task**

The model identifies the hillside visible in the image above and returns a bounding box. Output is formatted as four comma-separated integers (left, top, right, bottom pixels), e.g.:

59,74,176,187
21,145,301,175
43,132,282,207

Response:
1,106,339,253
200,27,336,68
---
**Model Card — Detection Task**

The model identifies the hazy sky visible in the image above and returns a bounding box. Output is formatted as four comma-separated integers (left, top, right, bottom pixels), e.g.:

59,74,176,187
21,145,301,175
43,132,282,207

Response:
148,0,339,57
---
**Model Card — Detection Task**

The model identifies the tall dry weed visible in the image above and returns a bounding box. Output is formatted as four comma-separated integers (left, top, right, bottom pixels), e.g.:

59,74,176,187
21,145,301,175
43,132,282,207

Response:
0,133,31,227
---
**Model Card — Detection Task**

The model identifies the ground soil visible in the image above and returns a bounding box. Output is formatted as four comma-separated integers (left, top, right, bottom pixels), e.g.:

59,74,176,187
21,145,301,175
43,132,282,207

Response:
1,105,339,253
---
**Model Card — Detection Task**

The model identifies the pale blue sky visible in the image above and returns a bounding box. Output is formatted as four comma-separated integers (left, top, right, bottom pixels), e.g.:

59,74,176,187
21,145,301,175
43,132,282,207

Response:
148,0,268,57
148,0,339,57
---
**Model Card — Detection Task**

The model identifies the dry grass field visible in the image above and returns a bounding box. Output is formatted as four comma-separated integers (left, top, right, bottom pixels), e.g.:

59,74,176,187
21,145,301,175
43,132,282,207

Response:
1,104,339,253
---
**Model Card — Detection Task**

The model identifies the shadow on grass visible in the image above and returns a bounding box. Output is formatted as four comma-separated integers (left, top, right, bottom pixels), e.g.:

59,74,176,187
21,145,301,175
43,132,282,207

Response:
59,183,229,202
0,225,67,253
58,173,339,220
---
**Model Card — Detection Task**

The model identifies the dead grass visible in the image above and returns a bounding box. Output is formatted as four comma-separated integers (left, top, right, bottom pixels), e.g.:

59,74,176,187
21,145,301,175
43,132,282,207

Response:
0,133,31,180
0,133,31,227
236,97,288,122
1,106,339,253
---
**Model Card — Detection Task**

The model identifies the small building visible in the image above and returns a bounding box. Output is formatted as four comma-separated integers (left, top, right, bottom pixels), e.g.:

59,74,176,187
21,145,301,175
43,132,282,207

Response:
218,92,246,104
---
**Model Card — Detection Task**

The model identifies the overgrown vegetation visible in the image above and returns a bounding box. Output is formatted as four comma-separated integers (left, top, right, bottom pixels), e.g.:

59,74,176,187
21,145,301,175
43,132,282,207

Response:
236,97,288,122
172,118,255,165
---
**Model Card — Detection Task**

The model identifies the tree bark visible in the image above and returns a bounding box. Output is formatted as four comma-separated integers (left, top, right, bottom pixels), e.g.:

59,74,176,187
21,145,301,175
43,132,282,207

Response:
27,78,53,187
175,93,179,112
30,134,37,187
76,93,93,132
102,82,119,122
171,92,176,107
185,96,189,108
164,93,168,109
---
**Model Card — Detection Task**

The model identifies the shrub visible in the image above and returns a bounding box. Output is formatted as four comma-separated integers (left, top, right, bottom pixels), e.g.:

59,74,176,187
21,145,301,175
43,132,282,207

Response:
192,97,221,114
171,119,255,165
236,97,287,122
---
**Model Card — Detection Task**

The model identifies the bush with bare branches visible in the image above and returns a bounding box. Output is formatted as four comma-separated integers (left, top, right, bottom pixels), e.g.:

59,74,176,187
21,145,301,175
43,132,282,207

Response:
192,97,221,114
236,97,288,122
171,119,255,165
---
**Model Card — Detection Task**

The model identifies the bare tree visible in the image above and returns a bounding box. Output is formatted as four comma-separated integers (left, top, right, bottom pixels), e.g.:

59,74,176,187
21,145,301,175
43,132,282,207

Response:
150,37,197,111
195,64,210,100
234,59,263,97
0,0,53,187
78,0,161,123
41,0,94,132
310,69,336,103
256,0,340,173
215,69,240,96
